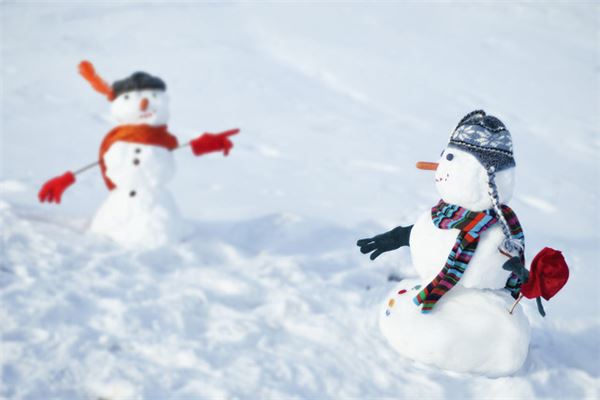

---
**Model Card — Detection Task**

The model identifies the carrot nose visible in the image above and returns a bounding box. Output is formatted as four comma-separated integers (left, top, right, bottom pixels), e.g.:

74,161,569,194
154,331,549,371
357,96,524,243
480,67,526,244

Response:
140,98,149,111
416,161,439,171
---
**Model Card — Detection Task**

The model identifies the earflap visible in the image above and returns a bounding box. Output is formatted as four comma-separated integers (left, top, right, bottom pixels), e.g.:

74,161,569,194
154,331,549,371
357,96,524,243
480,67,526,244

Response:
486,166,523,257
78,60,115,101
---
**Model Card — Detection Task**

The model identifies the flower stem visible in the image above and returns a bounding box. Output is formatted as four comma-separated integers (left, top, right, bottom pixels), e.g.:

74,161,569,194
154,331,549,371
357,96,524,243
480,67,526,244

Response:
536,297,546,317
508,293,524,315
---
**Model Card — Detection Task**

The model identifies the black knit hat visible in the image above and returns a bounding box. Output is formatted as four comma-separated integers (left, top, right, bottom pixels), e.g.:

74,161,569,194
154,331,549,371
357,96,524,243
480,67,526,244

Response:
112,72,166,98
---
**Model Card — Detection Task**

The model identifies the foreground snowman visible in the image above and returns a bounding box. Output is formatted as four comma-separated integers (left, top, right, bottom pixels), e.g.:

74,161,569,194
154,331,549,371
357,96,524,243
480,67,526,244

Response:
358,111,531,377
39,61,239,248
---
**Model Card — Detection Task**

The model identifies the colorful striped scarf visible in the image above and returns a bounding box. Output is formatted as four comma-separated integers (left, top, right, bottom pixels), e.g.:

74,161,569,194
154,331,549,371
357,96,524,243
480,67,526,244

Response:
413,200,524,313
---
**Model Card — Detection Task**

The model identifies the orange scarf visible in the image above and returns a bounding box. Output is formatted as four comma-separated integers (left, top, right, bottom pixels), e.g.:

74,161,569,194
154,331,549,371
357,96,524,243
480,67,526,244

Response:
99,124,179,190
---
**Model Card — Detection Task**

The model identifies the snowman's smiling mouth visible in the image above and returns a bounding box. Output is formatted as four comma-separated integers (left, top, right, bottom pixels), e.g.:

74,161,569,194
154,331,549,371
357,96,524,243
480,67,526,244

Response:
435,173,449,183
139,111,155,119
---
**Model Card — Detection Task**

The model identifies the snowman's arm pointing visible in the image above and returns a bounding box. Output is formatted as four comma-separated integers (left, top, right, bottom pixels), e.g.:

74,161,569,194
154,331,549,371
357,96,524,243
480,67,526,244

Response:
38,161,102,205
356,225,413,260
189,128,240,157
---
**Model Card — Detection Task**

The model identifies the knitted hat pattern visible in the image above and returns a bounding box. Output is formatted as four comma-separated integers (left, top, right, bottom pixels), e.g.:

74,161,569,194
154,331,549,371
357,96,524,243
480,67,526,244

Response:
448,110,515,173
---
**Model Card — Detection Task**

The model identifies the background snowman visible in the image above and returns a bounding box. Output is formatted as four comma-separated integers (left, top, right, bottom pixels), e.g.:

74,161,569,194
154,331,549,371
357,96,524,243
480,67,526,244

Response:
358,111,554,377
38,61,239,248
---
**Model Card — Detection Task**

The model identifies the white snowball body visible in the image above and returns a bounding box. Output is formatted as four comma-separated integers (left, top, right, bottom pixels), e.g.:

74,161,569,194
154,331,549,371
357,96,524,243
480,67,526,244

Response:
90,90,184,248
379,279,530,377
379,147,531,377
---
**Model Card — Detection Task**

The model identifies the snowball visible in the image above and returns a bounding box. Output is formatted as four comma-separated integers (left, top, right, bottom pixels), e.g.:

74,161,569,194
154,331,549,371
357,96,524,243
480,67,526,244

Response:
379,279,530,377
90,187,184,249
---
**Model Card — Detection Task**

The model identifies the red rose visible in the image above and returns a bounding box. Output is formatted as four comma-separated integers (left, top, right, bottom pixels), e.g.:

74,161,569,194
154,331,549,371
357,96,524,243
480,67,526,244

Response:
520,247,569,300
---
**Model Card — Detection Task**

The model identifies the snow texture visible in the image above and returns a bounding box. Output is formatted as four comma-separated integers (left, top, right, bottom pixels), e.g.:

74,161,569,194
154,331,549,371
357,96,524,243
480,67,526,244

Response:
1,2,599,399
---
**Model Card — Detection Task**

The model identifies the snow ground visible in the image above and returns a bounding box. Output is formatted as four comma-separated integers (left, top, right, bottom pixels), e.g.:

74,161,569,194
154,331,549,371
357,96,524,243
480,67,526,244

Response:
1,2,599,399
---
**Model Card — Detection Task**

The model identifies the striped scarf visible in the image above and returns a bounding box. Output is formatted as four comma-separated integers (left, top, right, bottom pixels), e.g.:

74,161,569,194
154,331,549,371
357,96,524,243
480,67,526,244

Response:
413,200,524,313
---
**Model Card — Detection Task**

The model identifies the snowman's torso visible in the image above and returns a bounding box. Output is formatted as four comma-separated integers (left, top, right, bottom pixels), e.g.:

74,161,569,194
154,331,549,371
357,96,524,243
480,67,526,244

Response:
90,140,183,248
409,210,510,289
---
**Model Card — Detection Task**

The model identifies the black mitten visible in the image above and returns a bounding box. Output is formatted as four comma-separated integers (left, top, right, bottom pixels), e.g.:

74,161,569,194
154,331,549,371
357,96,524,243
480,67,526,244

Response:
357,225,413,260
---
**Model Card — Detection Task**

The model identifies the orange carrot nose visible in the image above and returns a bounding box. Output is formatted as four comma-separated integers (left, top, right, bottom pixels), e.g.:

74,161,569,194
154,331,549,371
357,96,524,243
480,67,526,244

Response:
416,161,439,171
140,98,149,111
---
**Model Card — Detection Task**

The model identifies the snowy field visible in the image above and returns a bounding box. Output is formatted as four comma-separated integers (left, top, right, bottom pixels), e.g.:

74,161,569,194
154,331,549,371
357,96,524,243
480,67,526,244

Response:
1,2,599,399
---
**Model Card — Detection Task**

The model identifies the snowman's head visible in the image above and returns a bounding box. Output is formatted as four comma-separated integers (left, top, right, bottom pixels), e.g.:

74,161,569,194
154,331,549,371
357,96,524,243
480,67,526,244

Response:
418,110,524,256
110,89,169,126
110,72,169,126
416,110,517,211
77,62,170,126
431,147,515,210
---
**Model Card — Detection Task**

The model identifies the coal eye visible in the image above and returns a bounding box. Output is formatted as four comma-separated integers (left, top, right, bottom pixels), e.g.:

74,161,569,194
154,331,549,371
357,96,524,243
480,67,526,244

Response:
152,92,157,98
446,153,454,161
123,94,129,100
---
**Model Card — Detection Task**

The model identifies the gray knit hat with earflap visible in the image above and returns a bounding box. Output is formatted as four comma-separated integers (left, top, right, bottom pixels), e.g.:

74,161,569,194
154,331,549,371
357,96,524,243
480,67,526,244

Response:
448,110,515,172
448,110,522,255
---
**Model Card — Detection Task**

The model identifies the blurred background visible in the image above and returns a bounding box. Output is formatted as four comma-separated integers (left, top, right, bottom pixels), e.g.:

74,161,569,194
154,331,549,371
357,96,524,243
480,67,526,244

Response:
1,2,598,399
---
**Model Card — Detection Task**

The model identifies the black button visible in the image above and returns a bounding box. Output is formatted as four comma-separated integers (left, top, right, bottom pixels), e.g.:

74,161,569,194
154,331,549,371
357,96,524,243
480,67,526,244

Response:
135,148,141,154
129,190,136,197
133,158,140,166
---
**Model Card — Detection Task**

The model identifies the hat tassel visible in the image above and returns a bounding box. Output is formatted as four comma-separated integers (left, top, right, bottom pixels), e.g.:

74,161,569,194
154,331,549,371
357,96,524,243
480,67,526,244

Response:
78,60,115,101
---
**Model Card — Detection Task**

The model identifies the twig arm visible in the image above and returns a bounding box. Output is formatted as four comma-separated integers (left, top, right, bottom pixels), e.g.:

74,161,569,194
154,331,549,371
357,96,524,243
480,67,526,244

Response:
73,161,100,175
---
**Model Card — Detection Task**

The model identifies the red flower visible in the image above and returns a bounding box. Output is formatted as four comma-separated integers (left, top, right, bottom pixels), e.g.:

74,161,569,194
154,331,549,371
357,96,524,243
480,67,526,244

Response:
521,247,569,300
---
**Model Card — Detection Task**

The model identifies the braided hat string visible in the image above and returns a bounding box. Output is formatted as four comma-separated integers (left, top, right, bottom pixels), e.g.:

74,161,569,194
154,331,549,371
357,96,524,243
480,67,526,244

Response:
486,167,523,256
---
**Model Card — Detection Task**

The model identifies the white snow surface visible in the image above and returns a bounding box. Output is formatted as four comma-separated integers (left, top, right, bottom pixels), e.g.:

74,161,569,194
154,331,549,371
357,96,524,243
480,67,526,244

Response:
1,2,599,399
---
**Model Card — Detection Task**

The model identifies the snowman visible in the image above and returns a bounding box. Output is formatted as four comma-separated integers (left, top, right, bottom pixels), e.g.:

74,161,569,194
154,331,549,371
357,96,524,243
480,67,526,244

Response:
38,61,239,248
357,111,531,377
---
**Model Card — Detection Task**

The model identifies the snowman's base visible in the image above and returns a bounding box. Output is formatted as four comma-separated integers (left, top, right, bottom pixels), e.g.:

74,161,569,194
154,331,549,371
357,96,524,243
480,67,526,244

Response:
90,188,185,249
379,279,530,377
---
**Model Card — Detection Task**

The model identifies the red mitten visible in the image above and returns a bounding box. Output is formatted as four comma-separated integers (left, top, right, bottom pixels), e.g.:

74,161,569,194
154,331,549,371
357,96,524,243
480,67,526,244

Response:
190,128,239,157
38,172,76,204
